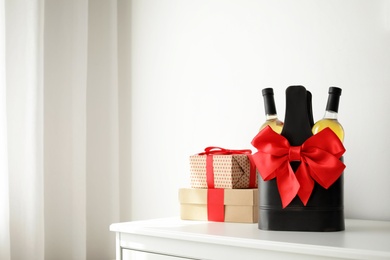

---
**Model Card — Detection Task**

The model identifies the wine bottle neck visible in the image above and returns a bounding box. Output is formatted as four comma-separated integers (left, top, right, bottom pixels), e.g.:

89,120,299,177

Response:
325,93,341,113
265,114,279,120
263,95,277,115
323,110,339,120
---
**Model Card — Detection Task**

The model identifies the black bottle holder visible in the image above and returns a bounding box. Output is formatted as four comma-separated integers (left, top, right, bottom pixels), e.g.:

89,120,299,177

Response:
258,86,345,231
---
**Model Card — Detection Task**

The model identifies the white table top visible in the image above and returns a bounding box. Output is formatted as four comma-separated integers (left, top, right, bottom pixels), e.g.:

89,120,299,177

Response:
110,217,390,259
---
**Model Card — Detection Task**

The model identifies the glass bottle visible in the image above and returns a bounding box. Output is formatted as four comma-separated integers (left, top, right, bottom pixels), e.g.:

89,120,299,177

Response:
259,88,283,133
312,87,344,142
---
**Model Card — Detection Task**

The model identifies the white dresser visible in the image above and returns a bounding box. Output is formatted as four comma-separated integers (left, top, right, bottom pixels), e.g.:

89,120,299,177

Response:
110,217,390,260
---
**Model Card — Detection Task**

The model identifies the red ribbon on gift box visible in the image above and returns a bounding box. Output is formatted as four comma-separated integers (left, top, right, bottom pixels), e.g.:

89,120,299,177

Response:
198,146,257,189
207,189,224,222
251,126,346,208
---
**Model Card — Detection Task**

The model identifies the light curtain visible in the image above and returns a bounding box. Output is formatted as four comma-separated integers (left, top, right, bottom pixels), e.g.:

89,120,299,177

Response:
0,0,131,259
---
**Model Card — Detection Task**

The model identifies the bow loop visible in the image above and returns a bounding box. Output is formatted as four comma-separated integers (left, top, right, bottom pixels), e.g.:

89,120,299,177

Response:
251,126,346,208
302,127,346,158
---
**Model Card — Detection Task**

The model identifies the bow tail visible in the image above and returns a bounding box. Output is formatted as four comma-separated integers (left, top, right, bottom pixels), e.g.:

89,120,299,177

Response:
296,163,314,206
276,163,300,208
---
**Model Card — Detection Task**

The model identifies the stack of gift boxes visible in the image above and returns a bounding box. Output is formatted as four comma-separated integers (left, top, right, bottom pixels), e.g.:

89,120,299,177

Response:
178,147,259,223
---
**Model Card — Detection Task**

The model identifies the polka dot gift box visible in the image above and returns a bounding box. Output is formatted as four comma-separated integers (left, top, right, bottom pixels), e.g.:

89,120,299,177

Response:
190,147,258,189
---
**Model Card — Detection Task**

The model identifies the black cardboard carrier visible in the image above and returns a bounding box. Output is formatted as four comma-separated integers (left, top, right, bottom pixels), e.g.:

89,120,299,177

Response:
258,85,345,232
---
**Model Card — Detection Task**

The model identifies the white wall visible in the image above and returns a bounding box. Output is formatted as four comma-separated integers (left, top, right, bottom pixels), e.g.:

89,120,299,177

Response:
126,0,390,221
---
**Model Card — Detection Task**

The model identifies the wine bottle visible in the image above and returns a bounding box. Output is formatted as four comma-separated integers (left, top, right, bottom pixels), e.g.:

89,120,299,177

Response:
259,88,283,133
312,87,344,142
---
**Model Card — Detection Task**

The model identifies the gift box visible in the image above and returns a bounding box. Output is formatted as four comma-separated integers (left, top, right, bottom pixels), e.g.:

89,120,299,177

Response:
190,147,257,189
252,86,346,231
179,188,258,223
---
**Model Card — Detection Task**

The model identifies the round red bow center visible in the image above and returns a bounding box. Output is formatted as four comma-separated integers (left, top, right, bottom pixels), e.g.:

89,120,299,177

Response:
289,146,301,162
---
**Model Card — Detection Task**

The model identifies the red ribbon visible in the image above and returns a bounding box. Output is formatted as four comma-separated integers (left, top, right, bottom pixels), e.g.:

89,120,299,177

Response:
206,155,215,188
207,189,224,222
198,147,256,189
198,146,253,156
251,126,346,208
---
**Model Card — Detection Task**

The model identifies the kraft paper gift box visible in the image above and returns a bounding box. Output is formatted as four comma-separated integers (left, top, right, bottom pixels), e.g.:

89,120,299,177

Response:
178,188,258,223
190,147,257,189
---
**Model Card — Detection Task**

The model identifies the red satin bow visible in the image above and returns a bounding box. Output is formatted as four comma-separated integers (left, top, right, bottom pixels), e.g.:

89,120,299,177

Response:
198,147,252,155
251,126,346,208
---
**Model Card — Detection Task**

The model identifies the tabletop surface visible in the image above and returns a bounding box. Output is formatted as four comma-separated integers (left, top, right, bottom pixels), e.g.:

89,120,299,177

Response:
110,217,390,259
